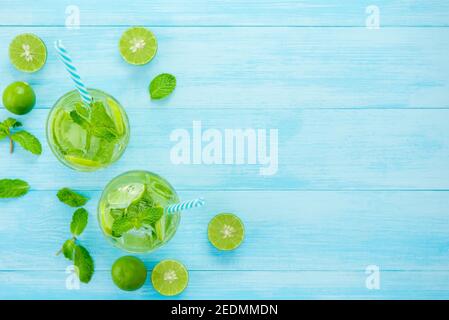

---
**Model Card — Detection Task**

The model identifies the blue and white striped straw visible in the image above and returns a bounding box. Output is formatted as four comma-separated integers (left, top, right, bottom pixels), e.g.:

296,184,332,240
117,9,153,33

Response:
166,198,205,214
54,40,92,105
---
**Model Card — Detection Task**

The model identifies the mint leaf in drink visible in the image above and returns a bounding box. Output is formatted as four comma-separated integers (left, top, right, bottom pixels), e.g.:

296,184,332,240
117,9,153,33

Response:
74,102,90,118
57,188,89,207
74,244,94,283
149,73,176,100
112,216,135,237
10,130,42,155
91,126,118,142
70,110,91,131
142,206,164,225
70,208,88,236
61,238,76,260
0,179,30,198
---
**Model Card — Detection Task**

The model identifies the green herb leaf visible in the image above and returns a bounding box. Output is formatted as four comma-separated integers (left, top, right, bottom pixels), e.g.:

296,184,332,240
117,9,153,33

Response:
142,206,164,225
0,125,8,140
57,188,89,207
149,73,176,100
10,130,42,155
61,239,76,260
70,110,91,131
3,118,22,129
70,208,88,236
74,103,91,118
74,244,94,283
91,126,118,142
111,216,135,237
0,179,30,198
110,208,125,218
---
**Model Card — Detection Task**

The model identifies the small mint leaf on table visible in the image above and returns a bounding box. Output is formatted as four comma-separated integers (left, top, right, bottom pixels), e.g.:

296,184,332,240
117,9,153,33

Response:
57,188,89,207
2,118,22,129
74,244,94,283
0,179,30,198
149,73,176,100
10,130,42,155
61,239,76,260
70,208,88,236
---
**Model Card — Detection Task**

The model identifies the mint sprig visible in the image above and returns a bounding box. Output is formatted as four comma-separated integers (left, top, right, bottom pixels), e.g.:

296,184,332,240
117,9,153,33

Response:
56,189,94,284
0,118,41,155
0,179,30,198
57,188,89,207
111,191,164,237
149,73,176,100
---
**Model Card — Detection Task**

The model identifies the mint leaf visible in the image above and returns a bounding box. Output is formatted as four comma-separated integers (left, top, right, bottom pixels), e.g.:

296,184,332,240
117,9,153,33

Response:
3,118,22,129
142,206,164,225
70,208,88,236
111,216,134,237
10,130,42,155
70,111,91,131
149,73,176,100
57,188,89,207
91,126,118,142
74,244,94,283
61,239,76,260
0,125,8,140
0,179,30,198
74,103,90,118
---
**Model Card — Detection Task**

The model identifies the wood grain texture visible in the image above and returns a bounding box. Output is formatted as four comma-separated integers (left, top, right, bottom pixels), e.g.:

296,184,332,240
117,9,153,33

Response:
1,0,449,299
1,108,449,190
1,0,449,27
1,27,449,110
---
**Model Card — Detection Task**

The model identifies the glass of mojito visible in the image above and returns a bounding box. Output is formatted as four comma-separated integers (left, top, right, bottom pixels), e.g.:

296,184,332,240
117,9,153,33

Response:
46,89,130,171
98,171,181,253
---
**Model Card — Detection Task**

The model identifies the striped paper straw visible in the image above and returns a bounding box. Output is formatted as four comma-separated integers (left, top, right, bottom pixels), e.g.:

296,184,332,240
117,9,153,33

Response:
166,198,205,214
54,40,92,105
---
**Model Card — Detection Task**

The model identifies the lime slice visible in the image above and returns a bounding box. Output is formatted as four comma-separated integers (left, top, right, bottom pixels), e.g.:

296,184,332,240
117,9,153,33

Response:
107,183,145,209
106,97,125,135
65,155,101,168
119,27,157,65
155,214,165,241
9,33,47,73
152,260,188,296
208,213,245,251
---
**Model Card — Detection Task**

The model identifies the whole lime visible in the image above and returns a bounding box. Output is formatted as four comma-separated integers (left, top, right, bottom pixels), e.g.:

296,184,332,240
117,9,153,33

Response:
111,256,147,291
2,81,36,115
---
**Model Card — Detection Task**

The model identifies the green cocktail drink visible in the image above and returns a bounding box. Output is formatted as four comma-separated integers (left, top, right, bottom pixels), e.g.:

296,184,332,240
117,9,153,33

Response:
46,89,130,171
98,171,181,253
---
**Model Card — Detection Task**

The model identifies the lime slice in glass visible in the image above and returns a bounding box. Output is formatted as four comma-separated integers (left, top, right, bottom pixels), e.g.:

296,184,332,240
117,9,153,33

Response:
9,33,47,73
151,260,188,296
65,155,101,168
119,27,157,65
107,183,145,209
208,213,245,251
106,97,125,135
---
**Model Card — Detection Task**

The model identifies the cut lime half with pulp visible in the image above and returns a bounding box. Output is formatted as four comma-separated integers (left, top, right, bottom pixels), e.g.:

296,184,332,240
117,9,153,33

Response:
119,27,157,65
107,183,145,209
208,213,245,251
151,260,188,296
9,33,47,73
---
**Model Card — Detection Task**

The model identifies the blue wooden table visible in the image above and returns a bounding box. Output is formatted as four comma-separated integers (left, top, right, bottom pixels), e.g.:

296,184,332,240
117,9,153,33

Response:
1,1,449,299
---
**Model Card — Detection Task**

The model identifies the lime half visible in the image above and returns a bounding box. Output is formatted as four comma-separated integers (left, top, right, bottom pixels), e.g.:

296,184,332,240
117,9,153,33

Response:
151,260,188,296
107,183,145,209
208,213,245,251
119,27,157,65
9,33,47,73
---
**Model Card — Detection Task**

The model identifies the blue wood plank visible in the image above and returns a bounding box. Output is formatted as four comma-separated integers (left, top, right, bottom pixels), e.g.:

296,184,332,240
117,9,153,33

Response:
1,270,449,299
1,108,449,190
1,0,448,27
1,191,448,272
1,27,449,110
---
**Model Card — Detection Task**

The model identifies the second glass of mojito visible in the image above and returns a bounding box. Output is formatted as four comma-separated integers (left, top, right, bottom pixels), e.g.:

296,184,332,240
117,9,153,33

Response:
98,171,181,253
47,89,130,171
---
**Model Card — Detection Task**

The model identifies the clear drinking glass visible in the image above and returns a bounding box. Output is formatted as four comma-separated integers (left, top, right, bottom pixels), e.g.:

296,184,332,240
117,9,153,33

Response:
46,89,130,171
98,171,181,253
